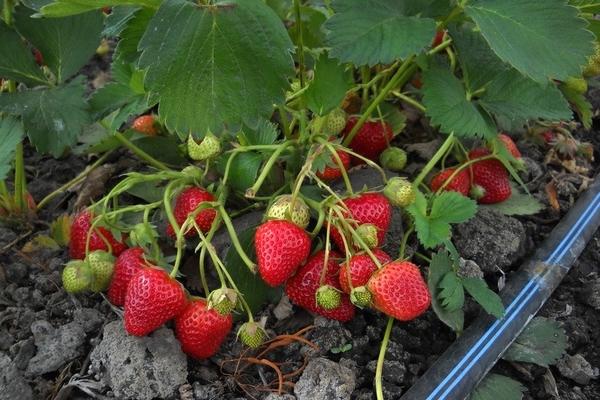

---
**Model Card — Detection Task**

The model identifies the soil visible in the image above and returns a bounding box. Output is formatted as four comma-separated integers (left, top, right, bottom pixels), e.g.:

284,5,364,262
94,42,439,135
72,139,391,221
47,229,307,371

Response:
1,52,600,400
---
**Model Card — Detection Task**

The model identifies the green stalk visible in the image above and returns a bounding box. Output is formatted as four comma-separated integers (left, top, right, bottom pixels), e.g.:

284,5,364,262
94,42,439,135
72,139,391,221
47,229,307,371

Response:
293,0,307,91
245,140,294,197
13,143,26,210
35,150,115,212
113,131,170,171
375,317,395,400
342,55,417,147
3,0,13,28
412,132,455,189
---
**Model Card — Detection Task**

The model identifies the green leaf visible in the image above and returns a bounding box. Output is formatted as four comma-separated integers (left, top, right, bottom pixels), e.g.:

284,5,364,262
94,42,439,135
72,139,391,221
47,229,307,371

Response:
407,189,473,249
469,373,526,400
570,0,600,14
217,151,263,192
430,190,477,225
138,0,294,138
114,6,155,63
324,0,437,66
131,135,188,166
125,178,166,204
479,183,544,216
0,23,49,87
87,62,147,127
288,5,328,50
238,118,279,146
0,77,91,157
305,52,353,116
223,225,272,315
39,0,161,17
502,317,567,367
449,23,508,93
480,69,572,124
422,65,496,139
438,271,465,312
465,0,595,84
461,276,504,319
559,83,595,129
14,7,104,84
0,116,25,180
428,249,464,333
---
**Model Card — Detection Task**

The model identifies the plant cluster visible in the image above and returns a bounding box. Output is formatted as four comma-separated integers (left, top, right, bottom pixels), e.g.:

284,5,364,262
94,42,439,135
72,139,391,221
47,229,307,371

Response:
1,0,600,398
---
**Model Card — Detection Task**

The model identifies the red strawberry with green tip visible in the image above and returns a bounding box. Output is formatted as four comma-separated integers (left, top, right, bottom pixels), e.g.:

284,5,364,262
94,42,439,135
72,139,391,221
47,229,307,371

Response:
108,247,154,307
316,149,351,181
342,117,393,165
69,209,128,260
174,298,233,359
367,261,431,321
328,192,392,252
339,249,393,294
124,267,187,336
166,186,218,239
254,220,311,287
285,250,355,322
429,167,471,196
467,148,511,204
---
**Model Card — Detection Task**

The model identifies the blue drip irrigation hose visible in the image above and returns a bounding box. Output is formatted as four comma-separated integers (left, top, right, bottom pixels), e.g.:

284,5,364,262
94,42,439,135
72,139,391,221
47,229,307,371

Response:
401,174,600,400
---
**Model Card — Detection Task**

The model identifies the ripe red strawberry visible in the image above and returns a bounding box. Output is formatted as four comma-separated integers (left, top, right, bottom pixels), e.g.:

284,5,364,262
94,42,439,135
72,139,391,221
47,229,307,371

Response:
254,220,311,287
316,149,351,180
69,209,128,260
467,148,511,204
132,115,158,136
328,192,392,252
496,133,521,158
367,261,431,321
429,167,471,196
174,298,233,359
124,267,187,336
108,247,155,306
342,117,393,164
285,250,355,321
432,29,446,47
339,249,393,294
166,186,217,239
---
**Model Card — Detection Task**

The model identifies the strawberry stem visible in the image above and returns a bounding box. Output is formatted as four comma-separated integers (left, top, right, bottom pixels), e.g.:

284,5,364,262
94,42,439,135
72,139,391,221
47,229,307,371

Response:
216,205,256,271
375,317,395,400
413,131,455,189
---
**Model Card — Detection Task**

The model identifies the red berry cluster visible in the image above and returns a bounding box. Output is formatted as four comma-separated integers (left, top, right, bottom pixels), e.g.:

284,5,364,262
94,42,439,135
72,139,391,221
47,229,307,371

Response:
429,133,521,204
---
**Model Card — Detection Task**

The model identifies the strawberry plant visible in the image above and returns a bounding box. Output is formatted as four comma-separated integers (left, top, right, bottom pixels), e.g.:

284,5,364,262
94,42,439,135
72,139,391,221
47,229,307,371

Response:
1,0,599,398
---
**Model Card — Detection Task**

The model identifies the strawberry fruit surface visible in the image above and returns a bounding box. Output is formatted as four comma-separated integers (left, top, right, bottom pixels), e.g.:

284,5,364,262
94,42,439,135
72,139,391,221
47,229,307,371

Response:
342,117,393,164
108,247,154,307
69,209,128,260
467,148,511,204
124,267,187,336
166,186,217,238
254,219,311,287
285,250,355,321
367,261,431,321
174,298,233,359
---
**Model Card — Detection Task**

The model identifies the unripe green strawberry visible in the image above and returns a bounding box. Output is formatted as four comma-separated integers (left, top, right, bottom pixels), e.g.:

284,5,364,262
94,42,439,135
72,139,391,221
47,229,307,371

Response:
238,320,266,348
207,287,238,316
350,286,373,308
324,108,347,136
62,260,92,293
187,132,221,161
356,223,379,249
266,195,310,229
564,76,588,94
316,285,341,310
87,250,116,293
380,147,407,172
583,42,600,77
383,177,416,207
